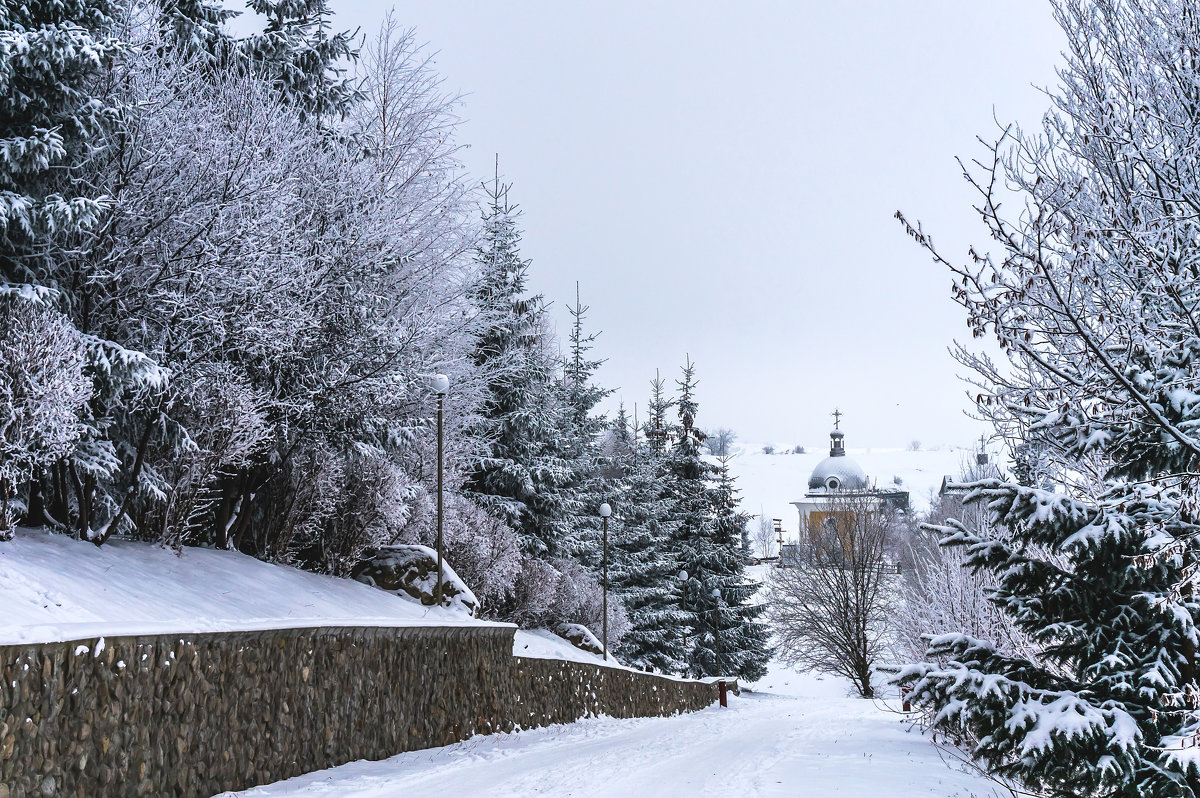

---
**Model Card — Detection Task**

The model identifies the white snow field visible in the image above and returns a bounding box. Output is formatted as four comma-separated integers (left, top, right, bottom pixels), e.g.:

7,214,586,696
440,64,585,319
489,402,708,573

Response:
221,664,1001,798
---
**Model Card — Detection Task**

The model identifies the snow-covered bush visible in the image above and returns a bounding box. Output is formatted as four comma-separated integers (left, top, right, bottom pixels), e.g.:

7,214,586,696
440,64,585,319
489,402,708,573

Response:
497,556,629,643
892,468,1034,667
0,292,92,535
505,558,560,627
549,558,631,646
399,493,521,611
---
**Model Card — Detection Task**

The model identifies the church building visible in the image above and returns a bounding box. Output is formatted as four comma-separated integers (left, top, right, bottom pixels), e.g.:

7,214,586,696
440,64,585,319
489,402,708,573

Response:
783,412,908,562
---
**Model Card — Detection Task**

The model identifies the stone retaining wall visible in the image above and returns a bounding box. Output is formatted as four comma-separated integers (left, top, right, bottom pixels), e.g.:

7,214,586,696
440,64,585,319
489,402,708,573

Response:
0,625,716,798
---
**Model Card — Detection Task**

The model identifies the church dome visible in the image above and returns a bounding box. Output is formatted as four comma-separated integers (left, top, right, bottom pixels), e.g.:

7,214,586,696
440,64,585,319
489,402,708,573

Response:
808,455,869,491
807,425,869,491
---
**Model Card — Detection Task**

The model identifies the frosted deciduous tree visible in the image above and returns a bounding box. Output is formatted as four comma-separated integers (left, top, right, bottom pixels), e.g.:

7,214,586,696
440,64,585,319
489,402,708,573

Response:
753,514,778,559
0,292,92,535
896,1,1200,794
704,428,737,456
893,460,1033,668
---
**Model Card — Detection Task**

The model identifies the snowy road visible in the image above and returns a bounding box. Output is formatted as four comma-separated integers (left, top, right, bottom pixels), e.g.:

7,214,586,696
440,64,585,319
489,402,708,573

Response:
223,665,1003,798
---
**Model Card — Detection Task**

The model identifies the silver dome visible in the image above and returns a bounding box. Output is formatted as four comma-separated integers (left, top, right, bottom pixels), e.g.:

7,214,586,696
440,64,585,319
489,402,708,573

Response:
807,455,869,491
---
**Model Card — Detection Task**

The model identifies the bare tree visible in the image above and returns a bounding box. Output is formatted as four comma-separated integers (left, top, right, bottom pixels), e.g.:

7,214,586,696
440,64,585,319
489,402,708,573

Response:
767,492,894,697
704,427,737,456
753,514,777,559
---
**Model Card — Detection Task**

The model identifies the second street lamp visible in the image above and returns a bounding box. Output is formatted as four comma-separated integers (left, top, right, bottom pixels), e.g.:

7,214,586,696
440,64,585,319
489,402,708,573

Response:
432,373,449,607
599,502,612,660
711,586,722,676
678,569,689,677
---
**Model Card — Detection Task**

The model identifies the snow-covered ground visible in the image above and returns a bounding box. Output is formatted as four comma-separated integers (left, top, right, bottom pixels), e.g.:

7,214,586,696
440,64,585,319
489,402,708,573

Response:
4,440,999,797
0,527,614,667
220,663,1002,798
723,443,978,542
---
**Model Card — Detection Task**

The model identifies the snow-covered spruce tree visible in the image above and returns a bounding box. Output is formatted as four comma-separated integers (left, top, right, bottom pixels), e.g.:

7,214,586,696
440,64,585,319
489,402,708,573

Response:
706,451,770,680
0,0,120,280
895,1,1200,794
607,404,687,672
669,359,769,680
465,173,571,561
715,456,752,556
240,0,359,120
155,0,236,58
554,284,613,567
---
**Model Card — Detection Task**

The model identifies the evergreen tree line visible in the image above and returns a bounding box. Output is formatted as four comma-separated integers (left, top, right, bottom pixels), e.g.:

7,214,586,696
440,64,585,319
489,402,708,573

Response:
0,0,769,678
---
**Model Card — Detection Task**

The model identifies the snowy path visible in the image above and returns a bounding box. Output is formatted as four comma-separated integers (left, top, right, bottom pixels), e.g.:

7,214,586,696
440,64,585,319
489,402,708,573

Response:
222,666,1003,798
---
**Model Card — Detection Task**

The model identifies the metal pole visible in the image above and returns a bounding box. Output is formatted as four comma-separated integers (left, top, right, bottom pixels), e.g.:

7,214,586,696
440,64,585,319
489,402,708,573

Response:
681,583,689,678
602,514,608,660
713,594,721,676
435,392,444,607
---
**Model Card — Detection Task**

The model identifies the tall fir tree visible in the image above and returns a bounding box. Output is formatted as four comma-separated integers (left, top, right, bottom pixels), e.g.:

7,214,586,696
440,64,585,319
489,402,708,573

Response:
555,284,612,567
709,453,771,679
609,403,686,673
465,171,570,559
668,358,770,680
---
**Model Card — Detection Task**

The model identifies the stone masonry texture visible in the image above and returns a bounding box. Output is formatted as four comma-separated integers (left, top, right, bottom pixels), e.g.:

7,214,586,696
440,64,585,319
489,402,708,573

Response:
0,625,716,797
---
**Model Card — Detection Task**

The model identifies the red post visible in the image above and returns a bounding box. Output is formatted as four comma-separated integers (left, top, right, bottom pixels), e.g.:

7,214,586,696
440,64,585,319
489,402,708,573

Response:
902,685,912,712
719,679,728,707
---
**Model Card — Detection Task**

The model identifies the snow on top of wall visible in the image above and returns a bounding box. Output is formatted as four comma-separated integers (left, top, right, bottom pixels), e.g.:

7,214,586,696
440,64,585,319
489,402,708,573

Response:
0,528,651,675
0,527,503,645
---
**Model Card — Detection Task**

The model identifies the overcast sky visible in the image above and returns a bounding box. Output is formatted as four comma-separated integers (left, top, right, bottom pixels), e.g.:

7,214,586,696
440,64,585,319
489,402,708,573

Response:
329,2,1065,449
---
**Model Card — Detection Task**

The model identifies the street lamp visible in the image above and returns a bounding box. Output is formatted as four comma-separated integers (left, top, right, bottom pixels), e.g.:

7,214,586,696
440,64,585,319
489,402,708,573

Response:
599,502,612,660
678,569,689,676
432,374,449,606
711,586,722,676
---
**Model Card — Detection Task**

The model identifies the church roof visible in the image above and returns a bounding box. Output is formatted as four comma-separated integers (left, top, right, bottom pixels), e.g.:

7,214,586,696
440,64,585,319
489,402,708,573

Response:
807,421,869,491
808,454,869,491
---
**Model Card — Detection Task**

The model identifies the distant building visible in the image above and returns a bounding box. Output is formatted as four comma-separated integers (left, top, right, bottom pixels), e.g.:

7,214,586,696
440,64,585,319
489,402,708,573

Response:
787,414,908,558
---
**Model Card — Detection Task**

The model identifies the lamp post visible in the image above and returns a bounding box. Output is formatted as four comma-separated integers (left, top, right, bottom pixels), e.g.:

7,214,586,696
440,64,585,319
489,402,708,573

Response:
432,373,449,606
678,569,689,676
599,502,611,660
711,586,722,676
